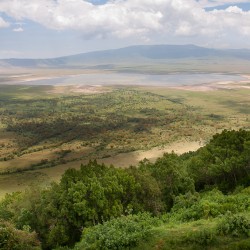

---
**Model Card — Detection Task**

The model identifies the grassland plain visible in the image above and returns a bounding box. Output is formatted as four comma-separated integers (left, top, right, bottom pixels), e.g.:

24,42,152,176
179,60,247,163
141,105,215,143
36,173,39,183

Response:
0,79,249,198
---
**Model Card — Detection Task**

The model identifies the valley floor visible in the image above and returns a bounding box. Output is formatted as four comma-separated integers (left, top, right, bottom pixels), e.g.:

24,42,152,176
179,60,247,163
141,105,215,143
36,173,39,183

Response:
0,140,201,198
0,70,249,199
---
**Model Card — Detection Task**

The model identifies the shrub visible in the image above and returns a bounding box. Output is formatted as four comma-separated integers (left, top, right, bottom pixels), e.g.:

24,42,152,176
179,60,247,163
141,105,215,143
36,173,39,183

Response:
0,220,41,250
170,192,202,221
74,213,160,250
170,189,250,222
217,213,250,237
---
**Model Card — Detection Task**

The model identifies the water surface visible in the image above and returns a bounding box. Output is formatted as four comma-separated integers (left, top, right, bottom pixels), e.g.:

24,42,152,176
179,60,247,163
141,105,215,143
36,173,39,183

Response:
1,72,246,86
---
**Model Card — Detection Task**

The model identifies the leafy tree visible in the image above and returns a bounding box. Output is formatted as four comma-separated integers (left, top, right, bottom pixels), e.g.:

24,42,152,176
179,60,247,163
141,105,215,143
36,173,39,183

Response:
139,153,194,210
127,165,164,214
187,130,250,192
10,161,142,249
0,130,249,249
0,220,41,250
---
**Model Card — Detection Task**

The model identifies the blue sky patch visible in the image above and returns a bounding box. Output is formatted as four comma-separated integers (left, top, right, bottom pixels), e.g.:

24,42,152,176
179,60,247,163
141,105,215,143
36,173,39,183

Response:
205,2,250,11
86,0,109,5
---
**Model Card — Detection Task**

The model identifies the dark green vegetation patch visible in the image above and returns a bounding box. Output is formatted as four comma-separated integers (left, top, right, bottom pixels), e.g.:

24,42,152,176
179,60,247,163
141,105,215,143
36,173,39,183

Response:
0,129,249,249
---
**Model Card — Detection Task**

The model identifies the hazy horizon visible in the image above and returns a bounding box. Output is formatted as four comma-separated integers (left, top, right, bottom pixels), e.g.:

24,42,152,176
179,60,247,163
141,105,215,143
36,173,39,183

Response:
1,43,250,60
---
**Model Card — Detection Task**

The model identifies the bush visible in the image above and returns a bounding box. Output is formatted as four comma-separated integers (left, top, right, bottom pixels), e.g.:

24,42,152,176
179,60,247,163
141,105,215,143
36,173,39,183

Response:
170,189,250,222
217,213,250,237
170,192,202,221
0,220,41,250
74,213,160,250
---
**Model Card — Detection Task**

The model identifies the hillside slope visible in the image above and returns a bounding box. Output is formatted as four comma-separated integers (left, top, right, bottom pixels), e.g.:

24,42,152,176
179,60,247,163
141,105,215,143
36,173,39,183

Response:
1,44,250,68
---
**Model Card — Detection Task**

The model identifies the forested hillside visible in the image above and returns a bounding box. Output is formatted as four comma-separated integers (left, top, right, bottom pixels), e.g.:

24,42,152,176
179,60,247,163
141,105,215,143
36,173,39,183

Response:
0,129,249,249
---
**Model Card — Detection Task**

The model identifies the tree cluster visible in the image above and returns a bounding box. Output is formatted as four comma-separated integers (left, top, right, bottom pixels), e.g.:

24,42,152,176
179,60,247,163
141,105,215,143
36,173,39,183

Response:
0,129,249,249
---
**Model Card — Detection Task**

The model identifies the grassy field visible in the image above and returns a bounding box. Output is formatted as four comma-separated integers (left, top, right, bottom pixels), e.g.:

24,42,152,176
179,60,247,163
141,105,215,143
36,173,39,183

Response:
0,81,249,198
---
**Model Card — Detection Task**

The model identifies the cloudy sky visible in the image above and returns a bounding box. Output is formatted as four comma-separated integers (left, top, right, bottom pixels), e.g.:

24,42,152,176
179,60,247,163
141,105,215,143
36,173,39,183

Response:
0,0,250,58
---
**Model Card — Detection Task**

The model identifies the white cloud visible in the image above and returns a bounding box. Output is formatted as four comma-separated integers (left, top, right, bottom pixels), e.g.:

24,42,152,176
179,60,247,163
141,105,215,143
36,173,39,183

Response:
0,0,249,41
13,27,24,32
225,6,243,13
0,16,9,28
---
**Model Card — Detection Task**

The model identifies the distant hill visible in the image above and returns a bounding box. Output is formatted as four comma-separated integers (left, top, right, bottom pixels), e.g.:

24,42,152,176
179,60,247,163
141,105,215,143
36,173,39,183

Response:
1,44,250,68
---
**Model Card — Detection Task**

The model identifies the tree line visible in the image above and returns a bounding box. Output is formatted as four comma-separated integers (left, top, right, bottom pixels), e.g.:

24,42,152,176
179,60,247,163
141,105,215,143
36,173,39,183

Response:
0,129,249,249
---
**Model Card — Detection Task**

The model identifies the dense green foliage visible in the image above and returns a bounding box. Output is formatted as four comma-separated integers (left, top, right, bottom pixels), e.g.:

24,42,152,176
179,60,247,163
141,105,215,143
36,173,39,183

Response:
217,212,250,237
134,189,250,250
137,153,194,210
170,188,250,221
187,129,250,191
0,129,249,249
75,213,160,250
74,187,250,250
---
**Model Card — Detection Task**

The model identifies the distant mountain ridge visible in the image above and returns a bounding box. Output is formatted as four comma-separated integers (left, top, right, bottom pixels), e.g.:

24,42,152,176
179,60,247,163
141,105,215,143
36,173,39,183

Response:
1,44,250,68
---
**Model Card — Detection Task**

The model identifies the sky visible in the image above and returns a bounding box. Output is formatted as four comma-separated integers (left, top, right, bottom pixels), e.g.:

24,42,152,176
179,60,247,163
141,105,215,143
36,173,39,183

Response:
0,0,250,58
